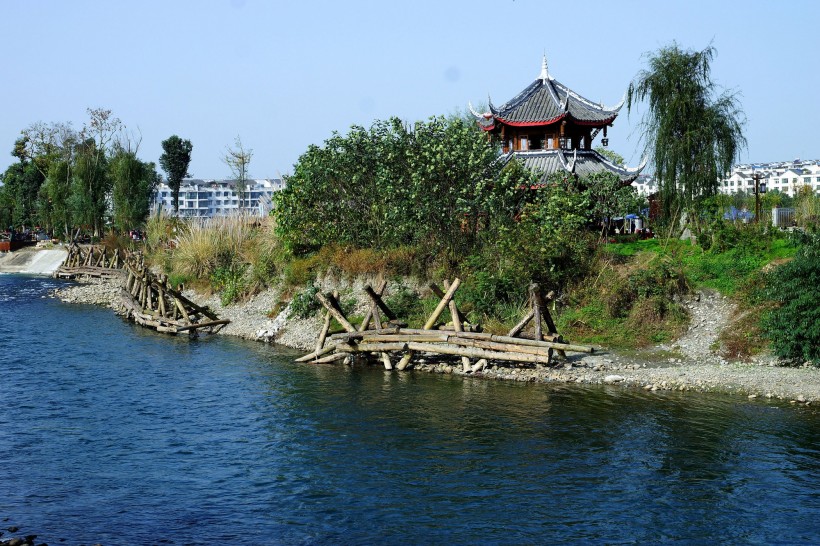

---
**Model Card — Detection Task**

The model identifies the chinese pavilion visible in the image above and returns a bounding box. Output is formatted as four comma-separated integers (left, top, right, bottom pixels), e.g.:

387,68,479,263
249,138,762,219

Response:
470,55,645,185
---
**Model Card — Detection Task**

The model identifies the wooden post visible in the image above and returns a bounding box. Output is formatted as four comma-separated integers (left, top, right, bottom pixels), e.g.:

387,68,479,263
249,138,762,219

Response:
530,284,543,344
359,280,388,331
444,279,471,373
396,278,461,370
508,309,535,338
315,291,356,333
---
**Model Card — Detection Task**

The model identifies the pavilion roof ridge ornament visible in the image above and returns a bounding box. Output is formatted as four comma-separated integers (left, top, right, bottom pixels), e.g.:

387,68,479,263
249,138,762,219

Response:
539,53,552,82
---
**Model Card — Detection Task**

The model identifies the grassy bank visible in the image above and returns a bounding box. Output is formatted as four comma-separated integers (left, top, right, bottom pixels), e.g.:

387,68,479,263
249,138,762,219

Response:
139,210,810,364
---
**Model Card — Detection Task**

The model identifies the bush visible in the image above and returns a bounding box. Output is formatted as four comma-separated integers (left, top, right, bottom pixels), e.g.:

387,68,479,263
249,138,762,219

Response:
290,284,321,319
762,233,820,364
210,264,248,306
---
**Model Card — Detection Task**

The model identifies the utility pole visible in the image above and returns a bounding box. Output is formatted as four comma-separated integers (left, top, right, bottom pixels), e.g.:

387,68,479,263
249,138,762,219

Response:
752,172,765,224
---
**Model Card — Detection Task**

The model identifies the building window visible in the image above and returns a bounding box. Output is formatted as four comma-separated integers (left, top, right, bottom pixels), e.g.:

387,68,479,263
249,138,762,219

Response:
519,136,529,151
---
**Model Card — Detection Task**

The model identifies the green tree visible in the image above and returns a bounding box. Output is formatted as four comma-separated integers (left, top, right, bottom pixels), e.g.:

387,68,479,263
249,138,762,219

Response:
223,136,253,209
109,145,161,232
627,43,746,222
274,116,518,256
40,159,73,238
159,135,193,212
0,154,45,229
69,138,110,236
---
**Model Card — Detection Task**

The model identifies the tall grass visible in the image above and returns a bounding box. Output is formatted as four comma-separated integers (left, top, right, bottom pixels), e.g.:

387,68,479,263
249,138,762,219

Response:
172,213,260,279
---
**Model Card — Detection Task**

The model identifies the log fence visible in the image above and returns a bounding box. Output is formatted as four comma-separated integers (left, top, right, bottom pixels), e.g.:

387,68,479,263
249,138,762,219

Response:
296,279,592,371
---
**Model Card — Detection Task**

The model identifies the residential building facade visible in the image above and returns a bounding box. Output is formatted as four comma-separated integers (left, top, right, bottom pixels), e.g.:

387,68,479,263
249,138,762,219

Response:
153,178,284,217
719,159,820,197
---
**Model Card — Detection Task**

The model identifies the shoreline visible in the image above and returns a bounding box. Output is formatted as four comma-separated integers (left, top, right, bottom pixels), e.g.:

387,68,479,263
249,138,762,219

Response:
49,276,819,405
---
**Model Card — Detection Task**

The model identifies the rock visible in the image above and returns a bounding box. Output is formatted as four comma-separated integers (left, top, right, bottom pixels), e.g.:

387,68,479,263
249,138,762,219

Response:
797,394,806,403
603,374,625,384
6,538,25,546
748,394,757,399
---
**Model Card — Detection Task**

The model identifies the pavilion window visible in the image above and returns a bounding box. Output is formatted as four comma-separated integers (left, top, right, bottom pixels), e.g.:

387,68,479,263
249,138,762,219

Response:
520,136,529,151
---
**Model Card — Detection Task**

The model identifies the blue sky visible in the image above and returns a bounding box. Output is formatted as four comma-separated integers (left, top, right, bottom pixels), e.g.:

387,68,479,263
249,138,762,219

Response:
1,0,817,179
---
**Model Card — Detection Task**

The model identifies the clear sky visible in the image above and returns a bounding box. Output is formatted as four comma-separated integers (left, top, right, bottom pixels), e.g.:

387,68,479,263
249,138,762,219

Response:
1,0,818,180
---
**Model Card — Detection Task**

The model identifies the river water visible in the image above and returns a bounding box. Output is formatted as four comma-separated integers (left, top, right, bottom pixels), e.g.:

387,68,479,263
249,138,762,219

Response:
1,274,818,545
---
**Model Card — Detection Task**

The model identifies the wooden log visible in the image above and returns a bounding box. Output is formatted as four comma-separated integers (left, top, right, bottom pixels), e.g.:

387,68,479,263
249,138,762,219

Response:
397,278,461,370
446,336,553,359
530,284,543,344
391,329,593,353
313,352,349,364
360,333,449,344
315,310,332,353
295,342,337,362
508,309,535,338
175,319,231,332
315,291,356,333
330,327,401,341
337,342,408,353
531,283,564,358
429,282,467,325
403,341,551,365
445,279,471,373
363,283,397,321
471,359,488,373
358,280,387,331
381,352,393,370
175,297,191,323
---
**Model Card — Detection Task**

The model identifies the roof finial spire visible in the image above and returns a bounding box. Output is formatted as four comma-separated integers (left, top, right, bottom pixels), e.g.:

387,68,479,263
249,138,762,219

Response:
539,53,549,82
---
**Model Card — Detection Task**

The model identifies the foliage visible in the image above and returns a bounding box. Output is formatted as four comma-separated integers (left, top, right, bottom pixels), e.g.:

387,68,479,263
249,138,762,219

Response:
159,135,193,212
762,232,820,364
109,146,161,232
289,284,321,319
0,159,44,228
169,214,258,279
223,136,253,209
210,264,248,306
384,284,424,321
793,185,820,229
274,116,527,259
627,43,746,222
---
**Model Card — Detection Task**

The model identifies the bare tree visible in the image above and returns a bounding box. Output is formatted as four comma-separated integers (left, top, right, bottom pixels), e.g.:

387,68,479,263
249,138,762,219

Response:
223,136,253,210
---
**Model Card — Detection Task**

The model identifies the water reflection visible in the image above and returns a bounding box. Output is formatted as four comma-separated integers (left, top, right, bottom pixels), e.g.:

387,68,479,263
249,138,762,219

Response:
0,274,818,544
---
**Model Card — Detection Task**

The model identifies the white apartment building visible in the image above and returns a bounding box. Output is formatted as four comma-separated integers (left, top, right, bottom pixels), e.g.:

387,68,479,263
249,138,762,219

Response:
153,178,284,217
719,159,820,197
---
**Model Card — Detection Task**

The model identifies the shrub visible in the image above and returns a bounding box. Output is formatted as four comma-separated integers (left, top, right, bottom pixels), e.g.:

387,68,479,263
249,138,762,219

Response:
210,264,248,306
290,284,321,319
762,233,820,364
384,283,423,321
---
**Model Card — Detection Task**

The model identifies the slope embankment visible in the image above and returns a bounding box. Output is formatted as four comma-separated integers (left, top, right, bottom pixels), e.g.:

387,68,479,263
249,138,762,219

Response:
0,247,68,275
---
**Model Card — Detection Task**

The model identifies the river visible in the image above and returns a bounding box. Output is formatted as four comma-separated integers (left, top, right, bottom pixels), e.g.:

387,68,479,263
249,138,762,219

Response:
0,274,818,544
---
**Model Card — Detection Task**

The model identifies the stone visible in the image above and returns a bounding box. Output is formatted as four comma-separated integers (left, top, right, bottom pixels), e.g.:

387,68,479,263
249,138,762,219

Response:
797,394,806,403
603,374,624,384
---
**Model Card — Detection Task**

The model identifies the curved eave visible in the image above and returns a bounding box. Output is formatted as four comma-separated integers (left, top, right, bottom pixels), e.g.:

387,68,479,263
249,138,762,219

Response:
494,113,567,127
571,115,618,127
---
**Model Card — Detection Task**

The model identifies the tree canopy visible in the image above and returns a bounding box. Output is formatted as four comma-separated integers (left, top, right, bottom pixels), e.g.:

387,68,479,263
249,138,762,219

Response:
159,135,193,212
627,43,746,221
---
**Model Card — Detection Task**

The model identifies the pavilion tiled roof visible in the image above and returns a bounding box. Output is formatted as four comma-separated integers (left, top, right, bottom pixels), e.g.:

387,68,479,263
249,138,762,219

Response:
502,149,646,185
481,56,623,128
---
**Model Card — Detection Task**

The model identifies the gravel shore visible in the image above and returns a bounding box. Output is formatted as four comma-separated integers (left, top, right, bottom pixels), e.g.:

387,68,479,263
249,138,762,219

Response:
50,276,820,404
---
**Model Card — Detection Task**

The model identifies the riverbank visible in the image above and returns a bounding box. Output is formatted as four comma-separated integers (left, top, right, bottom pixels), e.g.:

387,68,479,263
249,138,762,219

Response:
49,275,819,405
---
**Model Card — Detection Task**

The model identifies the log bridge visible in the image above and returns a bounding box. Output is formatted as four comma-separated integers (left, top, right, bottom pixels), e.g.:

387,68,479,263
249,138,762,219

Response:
117,261,230,336
296,279,593,371
54,243,126,280
54,243,229,337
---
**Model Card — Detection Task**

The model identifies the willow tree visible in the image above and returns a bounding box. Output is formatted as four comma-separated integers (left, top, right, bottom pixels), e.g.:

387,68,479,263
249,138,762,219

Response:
627,43,746,222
